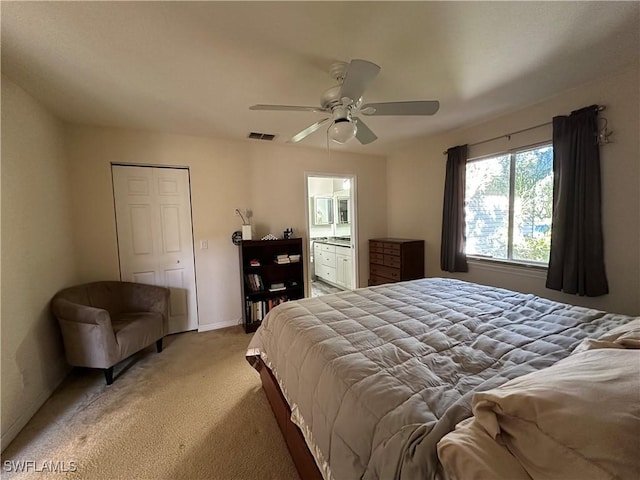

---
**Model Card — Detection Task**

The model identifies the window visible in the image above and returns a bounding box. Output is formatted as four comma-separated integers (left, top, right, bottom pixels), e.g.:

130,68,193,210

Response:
465,144,553,265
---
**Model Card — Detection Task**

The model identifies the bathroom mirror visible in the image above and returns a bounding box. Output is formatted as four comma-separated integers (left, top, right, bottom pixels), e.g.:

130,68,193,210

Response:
336,196,350,224
313,196,334,225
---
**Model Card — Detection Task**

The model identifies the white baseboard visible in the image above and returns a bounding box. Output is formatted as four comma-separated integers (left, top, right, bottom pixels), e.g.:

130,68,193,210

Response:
198,318,241,332
1,369,69,452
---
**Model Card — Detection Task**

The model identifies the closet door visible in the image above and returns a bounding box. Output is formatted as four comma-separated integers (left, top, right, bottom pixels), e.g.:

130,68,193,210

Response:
112,165,198,333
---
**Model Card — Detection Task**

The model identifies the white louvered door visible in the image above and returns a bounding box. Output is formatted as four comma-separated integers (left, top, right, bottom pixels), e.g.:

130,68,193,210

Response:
112,165,198,334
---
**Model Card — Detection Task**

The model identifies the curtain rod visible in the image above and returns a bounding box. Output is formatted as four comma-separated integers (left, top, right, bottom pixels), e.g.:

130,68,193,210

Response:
442,105,606,155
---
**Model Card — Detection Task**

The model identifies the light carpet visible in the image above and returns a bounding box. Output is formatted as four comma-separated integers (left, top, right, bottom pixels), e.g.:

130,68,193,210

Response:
2,327,300,480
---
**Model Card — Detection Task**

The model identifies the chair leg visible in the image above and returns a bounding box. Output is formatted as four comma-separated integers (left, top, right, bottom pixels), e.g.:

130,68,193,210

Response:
156,338,163,353
104,367,114,385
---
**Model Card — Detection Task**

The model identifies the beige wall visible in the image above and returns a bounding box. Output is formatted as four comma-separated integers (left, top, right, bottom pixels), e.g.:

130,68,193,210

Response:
65,126,387,330
1,77,78,449
4,65,637,452
387,67,640,315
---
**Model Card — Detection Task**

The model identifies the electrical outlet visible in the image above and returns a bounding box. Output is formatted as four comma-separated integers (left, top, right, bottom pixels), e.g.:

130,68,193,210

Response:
200,240,208,249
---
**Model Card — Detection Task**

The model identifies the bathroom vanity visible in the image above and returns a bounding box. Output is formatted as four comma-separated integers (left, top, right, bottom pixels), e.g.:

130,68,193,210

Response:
313,238,353,289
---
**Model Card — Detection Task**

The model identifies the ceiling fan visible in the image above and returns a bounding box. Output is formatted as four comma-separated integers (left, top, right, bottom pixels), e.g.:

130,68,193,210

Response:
249,59,440,145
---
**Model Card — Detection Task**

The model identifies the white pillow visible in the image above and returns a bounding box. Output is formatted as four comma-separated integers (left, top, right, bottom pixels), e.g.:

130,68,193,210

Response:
437,417,532,480
472,349,640,480
574,318,640,353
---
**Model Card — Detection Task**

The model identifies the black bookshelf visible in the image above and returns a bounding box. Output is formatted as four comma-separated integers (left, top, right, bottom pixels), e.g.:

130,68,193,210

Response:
239,238,304,333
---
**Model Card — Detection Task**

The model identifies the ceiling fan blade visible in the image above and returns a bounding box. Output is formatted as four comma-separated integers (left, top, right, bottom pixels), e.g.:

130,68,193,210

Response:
339,59,381,103
354,118,377,145
361,100,440,116
250,104,327,113
288,118,331,143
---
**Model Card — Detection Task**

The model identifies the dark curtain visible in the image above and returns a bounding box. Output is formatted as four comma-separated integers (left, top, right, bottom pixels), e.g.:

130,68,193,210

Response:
546,105,608,296
440,145,469,272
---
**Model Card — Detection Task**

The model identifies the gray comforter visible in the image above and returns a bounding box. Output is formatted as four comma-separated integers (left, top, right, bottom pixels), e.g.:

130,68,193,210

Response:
247,278,635,480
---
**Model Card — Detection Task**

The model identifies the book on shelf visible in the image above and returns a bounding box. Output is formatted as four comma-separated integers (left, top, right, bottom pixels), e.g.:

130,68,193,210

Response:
268,282,286,292
249,259,261,267
289,254,301,263
245,273,264,292
274,254,290,264
246,296,290,324
247,300,260,323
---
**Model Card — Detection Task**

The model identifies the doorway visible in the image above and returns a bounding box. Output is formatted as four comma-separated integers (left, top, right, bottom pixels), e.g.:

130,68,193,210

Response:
112,165,198,333
305,174,358,297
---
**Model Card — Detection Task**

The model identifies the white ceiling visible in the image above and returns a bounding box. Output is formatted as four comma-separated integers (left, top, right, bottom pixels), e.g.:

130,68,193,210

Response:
2,1,638,155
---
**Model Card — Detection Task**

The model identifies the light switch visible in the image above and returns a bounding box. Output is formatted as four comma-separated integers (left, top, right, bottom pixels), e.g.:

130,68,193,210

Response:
200,240,208,249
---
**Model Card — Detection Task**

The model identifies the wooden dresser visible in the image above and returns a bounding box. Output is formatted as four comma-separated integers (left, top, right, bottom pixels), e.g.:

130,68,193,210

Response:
369,238,425,286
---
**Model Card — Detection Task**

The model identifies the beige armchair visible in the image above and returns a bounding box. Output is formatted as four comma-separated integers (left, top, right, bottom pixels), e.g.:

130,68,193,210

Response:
51,281,170,385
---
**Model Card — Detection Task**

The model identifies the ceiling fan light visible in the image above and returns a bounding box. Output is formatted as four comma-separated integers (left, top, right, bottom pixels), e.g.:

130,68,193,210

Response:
329,120,357,144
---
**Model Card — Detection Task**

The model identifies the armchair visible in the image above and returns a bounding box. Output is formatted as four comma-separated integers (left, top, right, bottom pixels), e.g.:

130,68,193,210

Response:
51,281,170,384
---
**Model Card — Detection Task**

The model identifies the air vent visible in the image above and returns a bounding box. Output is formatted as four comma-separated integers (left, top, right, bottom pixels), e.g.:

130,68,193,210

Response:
248,132,276,141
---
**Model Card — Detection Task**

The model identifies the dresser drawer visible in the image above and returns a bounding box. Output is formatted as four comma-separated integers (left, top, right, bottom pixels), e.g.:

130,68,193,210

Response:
370,252,384,264
383,255,401,268
370,264,400,281
370,241,384,254
382,242,401,252
369,274,392,286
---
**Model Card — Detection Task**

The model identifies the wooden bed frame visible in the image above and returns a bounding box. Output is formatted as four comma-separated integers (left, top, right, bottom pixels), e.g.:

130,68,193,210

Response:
250,356,323,480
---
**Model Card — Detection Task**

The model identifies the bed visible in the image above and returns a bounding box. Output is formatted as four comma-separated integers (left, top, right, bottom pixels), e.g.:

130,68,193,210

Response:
246,278,638,480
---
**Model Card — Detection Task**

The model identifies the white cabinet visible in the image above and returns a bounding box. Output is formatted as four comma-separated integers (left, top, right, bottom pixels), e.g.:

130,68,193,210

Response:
319,243,336,267
335,245,352,289
314,242,336,284
314,241,352,289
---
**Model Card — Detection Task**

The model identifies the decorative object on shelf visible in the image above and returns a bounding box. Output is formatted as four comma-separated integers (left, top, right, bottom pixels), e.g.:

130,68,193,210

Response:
231,230,242,246
236,208,254,240
283,227,293,239
242,224,254,240
235,208,247,224
261,234,278,240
